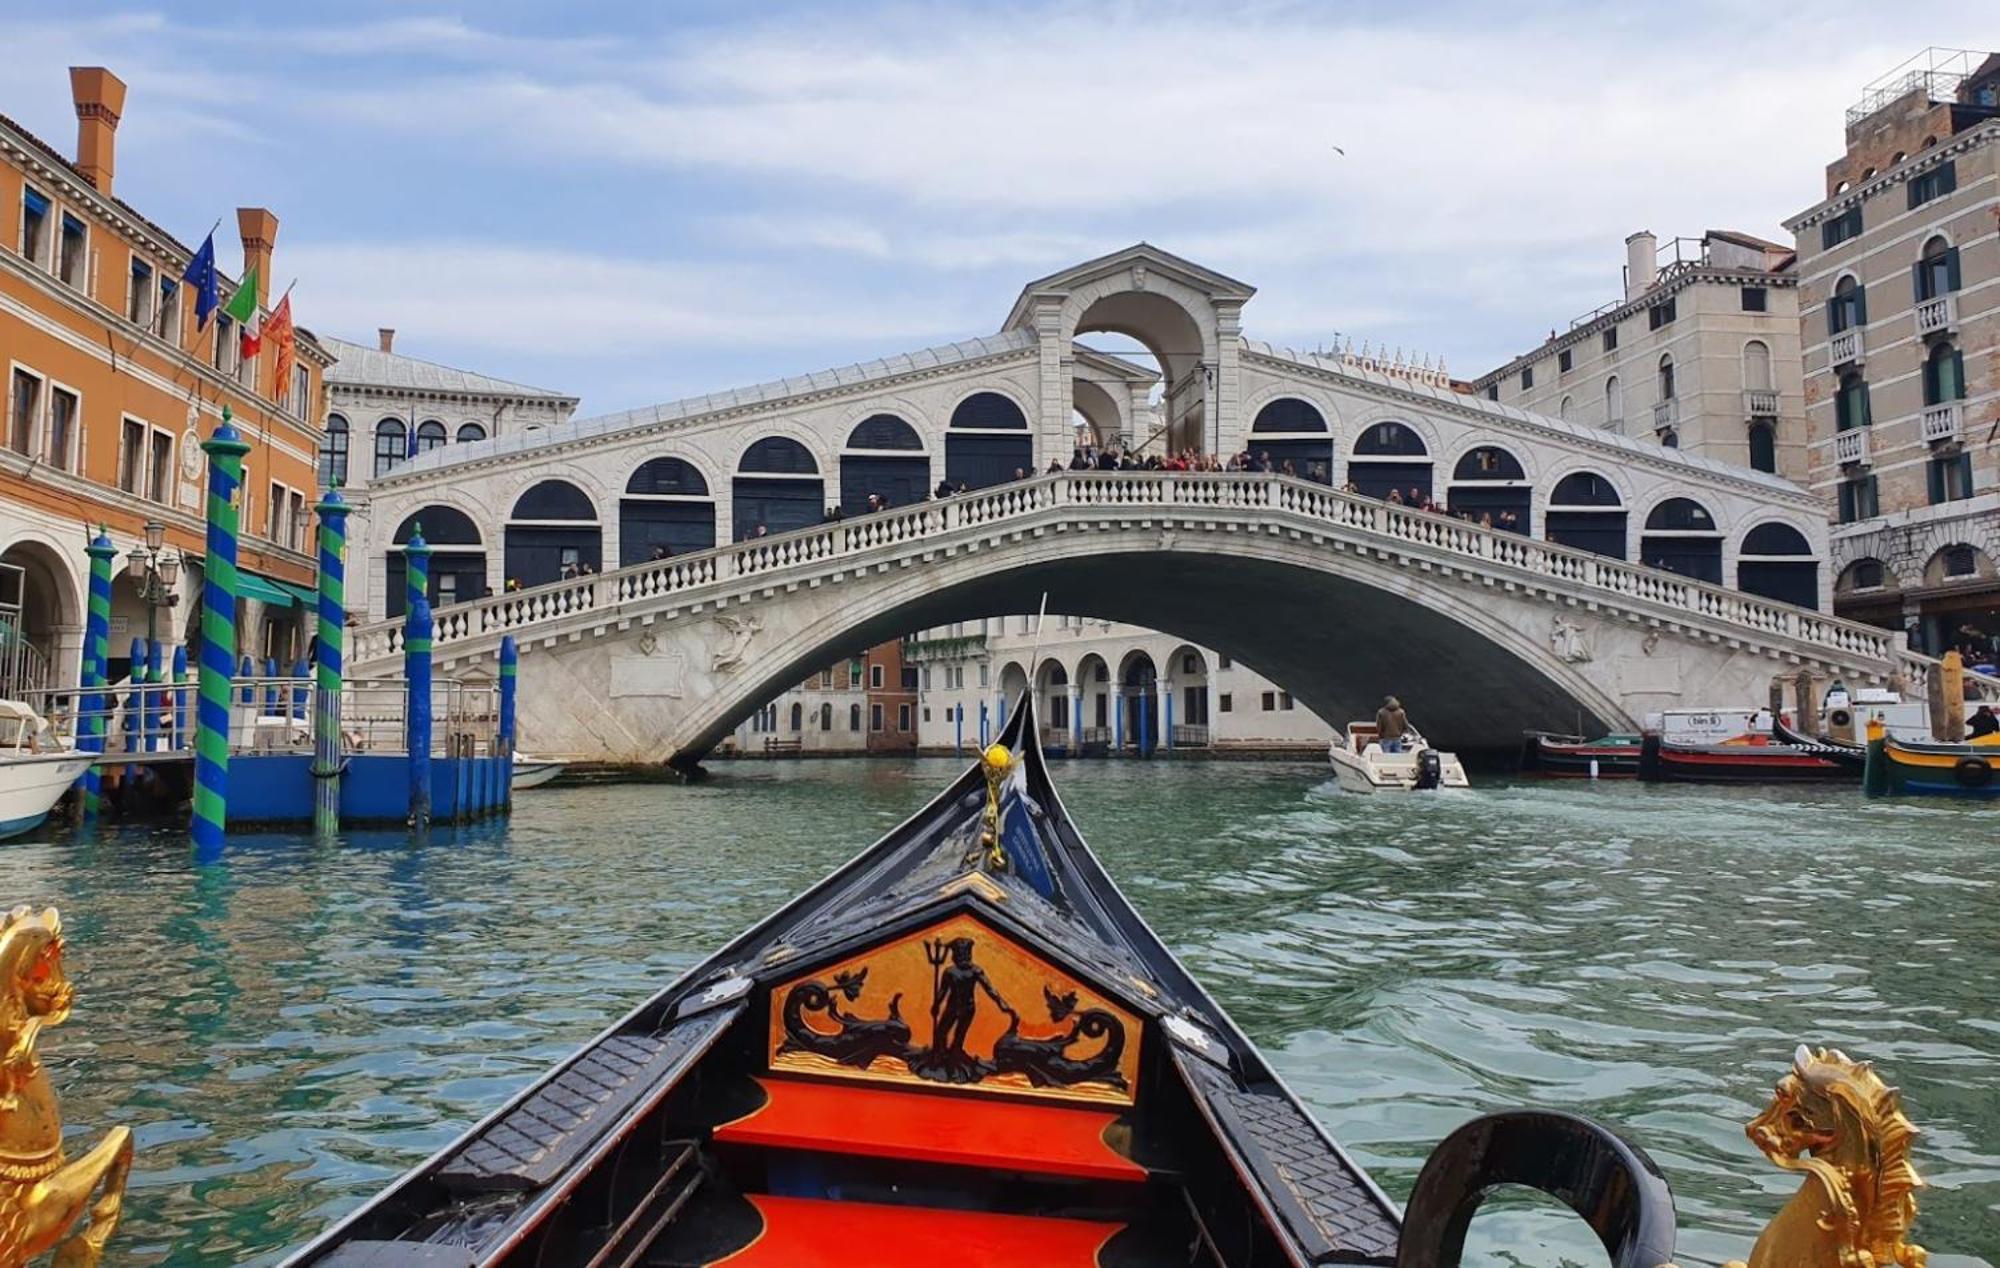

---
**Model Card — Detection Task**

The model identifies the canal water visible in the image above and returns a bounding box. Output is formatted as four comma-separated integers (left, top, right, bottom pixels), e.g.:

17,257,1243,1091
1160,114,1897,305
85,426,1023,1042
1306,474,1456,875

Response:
2,760,1995,1266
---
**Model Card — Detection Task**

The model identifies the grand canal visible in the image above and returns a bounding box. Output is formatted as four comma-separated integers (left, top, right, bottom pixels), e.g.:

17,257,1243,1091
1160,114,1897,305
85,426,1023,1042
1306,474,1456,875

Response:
4,760,1995,1266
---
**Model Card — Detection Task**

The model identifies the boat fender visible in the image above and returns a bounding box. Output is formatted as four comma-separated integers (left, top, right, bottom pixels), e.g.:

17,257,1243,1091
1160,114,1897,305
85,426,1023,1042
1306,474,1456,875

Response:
1952,757,1993,788
1414,749,1443,791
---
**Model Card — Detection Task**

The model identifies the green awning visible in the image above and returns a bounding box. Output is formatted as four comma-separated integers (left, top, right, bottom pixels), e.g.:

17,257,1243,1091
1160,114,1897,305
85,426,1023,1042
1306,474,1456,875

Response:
235,573,296,608
273,579,319,607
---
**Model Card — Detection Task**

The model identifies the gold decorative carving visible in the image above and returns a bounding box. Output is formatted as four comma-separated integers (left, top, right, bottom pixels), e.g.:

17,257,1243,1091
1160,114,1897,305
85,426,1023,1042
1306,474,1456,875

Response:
768,913,1141,1106
0,907,133,1268
1725,1045,1925,1268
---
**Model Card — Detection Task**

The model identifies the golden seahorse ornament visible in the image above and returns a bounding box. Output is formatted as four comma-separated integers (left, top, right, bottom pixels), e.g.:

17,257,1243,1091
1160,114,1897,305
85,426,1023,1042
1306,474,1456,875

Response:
1725,1044,1926,1268
0,906,133,1268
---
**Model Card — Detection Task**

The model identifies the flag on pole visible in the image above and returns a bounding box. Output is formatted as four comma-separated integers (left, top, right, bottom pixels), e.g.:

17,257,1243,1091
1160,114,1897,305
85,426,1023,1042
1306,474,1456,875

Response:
182,231,220,330
223,265,261,358
265,291,297,396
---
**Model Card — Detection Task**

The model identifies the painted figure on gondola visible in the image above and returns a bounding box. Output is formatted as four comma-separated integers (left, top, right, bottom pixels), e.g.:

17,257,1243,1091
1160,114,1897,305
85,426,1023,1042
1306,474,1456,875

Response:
775,969,910,1070
912,936,1010,1083
766,913,1143,1105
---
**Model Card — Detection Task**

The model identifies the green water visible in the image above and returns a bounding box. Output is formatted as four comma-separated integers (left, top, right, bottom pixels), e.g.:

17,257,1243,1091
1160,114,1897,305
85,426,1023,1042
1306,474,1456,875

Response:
3,761,1995,1266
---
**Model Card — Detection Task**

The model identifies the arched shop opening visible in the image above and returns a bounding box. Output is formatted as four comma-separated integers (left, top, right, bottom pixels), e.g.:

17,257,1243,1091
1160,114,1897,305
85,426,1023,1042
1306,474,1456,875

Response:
1247,398,1333,482
388,506,487,617
1640,497,1722,584
1545,471,1627,560
1737,522,1819,609
946,393,1032,490
840,414,929,514
504,480,601,589
1349,421,1431,501
733,438,824,539
620,457,716,565
1446,446,1530,532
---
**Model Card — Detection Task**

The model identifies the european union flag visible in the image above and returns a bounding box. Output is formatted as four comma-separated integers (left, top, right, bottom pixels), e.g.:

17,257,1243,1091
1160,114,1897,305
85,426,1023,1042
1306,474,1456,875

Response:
182,230,219,330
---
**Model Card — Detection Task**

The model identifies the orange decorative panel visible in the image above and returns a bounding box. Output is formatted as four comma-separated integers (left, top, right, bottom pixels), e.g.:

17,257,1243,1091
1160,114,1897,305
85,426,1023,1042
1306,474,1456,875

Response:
766,913,1141,1106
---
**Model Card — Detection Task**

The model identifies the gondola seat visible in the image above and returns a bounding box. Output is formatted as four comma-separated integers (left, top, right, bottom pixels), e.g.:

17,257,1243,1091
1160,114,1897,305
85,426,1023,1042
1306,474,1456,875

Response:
706,1194,1122,1266
714,1076,1146,1182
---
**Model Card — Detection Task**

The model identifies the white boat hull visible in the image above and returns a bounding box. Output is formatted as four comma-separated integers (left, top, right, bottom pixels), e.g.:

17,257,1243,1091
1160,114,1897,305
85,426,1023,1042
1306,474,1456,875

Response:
1327,734,1471,794
0,752,95,840
511,758,565,790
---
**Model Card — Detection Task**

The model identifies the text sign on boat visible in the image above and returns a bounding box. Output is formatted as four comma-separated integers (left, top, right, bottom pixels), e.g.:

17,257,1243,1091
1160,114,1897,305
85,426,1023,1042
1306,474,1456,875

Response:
766,913,1142,1106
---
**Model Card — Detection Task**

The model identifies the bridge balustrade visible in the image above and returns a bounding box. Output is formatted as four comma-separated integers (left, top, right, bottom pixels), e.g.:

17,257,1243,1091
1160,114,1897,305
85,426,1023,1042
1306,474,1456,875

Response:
345,471,2000,702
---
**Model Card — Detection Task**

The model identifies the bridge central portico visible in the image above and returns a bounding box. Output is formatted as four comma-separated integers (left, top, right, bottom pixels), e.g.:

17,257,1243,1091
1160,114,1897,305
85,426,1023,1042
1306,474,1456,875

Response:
346,471,1943,766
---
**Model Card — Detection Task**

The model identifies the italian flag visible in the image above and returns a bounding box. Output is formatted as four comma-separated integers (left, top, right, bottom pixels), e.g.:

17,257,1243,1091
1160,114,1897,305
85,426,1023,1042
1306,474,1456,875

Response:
224,265,262,359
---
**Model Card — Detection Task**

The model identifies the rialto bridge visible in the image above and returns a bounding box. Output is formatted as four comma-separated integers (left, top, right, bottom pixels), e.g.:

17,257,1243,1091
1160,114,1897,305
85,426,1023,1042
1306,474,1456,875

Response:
336,244,1966,763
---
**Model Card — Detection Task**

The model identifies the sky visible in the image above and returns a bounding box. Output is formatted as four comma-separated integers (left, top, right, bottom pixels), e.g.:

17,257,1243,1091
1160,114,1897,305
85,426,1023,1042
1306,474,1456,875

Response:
6,3,1991,417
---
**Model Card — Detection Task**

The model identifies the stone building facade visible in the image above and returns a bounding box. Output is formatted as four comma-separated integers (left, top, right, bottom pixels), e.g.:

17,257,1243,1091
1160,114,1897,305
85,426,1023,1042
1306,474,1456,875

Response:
1,66,332,692
318,330,578,620
1783,49,2000,662
1471,229,1807,482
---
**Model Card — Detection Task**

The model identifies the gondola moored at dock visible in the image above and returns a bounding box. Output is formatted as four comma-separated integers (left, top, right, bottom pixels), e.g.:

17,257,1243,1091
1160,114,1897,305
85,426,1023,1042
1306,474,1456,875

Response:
1863,719,2000,798
283,697,1686,1268
1518,730,1642,778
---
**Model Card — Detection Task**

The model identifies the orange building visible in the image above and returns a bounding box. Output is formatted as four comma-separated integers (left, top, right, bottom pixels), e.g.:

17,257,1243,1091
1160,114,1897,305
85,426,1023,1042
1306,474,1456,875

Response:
1,67,333,692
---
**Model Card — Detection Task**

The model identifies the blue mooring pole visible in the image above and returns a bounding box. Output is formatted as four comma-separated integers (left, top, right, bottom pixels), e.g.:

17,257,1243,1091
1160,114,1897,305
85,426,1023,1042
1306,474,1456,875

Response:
172,644,188,751
954,705,963,756
192,409,250,861
77,530,116,819
979,701,990,749
147,639,163,752
498,635,518,811
1165,688,1175,756
405,597,434,830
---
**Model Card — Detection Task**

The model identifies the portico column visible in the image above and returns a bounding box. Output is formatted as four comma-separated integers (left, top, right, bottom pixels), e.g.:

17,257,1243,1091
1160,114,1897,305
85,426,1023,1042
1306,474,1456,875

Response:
1212,301,1244,459
1033,294,1069,469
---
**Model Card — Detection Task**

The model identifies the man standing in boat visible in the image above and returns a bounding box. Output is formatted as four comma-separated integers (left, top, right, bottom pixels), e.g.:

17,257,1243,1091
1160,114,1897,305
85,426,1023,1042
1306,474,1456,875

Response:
1376,696,1410,753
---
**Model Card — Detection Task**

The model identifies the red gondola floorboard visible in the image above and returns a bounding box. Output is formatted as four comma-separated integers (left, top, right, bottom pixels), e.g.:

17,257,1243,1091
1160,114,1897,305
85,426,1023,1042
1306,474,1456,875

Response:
714,1076,1146,1182
709,1194,1122,1267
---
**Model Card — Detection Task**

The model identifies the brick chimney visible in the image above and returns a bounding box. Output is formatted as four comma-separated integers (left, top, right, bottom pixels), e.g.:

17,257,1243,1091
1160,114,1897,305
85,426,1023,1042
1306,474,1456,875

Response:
236,206,279,293
378,328,396,353
69,67,128,196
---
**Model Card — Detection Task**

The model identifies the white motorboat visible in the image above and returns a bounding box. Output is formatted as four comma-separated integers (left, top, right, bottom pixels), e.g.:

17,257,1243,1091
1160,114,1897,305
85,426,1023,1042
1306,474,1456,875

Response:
1327,721,1470,793
511,755,565,790
0,700,94,840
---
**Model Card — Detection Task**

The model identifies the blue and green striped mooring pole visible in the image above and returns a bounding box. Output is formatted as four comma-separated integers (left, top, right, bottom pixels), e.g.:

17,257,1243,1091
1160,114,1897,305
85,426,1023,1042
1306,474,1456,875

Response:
405,525,430,616
311,490,348,837
405,597,434,830
77,529,116,819
192,408,250,861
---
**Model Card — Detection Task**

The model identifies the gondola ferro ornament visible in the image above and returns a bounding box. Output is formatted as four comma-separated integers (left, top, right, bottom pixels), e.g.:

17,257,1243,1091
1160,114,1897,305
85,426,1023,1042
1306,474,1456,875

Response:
0,906,133,1268
1724,1045,1927,1268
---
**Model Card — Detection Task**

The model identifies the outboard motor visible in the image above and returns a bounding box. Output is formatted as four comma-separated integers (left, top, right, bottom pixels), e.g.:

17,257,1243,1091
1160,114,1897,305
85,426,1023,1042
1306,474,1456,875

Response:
1414,748,1443,790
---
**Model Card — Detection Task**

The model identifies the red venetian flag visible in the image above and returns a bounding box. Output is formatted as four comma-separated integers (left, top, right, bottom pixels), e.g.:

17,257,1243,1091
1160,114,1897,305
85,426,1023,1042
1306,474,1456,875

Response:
264,292,297,394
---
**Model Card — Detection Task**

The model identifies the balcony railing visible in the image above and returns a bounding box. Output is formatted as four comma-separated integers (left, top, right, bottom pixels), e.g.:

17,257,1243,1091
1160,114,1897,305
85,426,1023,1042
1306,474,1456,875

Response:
1914,293,1957,338
1833,428,1871,466
1920,401,1963,444
1652,398,1678,432
1743,388,1779,418
1829,327,1864,367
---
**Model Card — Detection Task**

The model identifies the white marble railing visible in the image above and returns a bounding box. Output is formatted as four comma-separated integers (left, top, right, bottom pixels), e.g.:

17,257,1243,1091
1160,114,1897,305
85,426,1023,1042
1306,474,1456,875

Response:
1830,327,1864,367
1914,293,1956,337
1920,402,1963,445
349,472,1918,676
1832,428,1871,467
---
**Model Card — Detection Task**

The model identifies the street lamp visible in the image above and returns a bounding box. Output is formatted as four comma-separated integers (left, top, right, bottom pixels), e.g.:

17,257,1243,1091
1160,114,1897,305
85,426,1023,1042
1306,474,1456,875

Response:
125,519,181,652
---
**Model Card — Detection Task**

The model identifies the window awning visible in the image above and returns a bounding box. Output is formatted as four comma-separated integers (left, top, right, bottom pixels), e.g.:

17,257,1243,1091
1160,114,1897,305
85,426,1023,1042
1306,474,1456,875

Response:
236,572,298,608
273,579,319,607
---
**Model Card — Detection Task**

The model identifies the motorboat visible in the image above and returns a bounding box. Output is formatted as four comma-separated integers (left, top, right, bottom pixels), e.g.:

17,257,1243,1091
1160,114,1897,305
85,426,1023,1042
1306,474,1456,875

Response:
1636,730,1855,784
0,700,94,841
283,698,1677,1268
511,755,566,789
1327,722,1470,793
1519,731,1641,777
1863,719,2000,798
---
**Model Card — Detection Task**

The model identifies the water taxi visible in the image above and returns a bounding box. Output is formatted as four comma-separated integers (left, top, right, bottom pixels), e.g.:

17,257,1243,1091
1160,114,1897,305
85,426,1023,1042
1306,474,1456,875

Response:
1327,722,1470,793
0,700,94,841
283,698,1673,1268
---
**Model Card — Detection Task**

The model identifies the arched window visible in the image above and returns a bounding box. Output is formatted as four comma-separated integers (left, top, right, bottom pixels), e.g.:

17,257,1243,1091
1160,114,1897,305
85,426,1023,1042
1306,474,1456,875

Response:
1641,497,1722,583
842,415,930,512
1916,236,1959,302
620,458,716,564
456,422,487,443
1837,373,1871,431
505,480,602,588
1447,446,1528,532
387,506,485,617
318,413,350,488
1545,471,1627,559
946,393,1032,490
1657,354,1676,402
1659,429,1679,448
735,438,824,539
373,418,406,477
1748,421,1777,474
1923,341,1964,405
1604,375,1623,427
1246,398,1333,483
1558,395,1572,420
849,703,862,732
1738,522,1819,609
790,702,803,732
415,420,447,454
1742,340,1772,392
1349,421,1431,501
1828,275,1866,334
